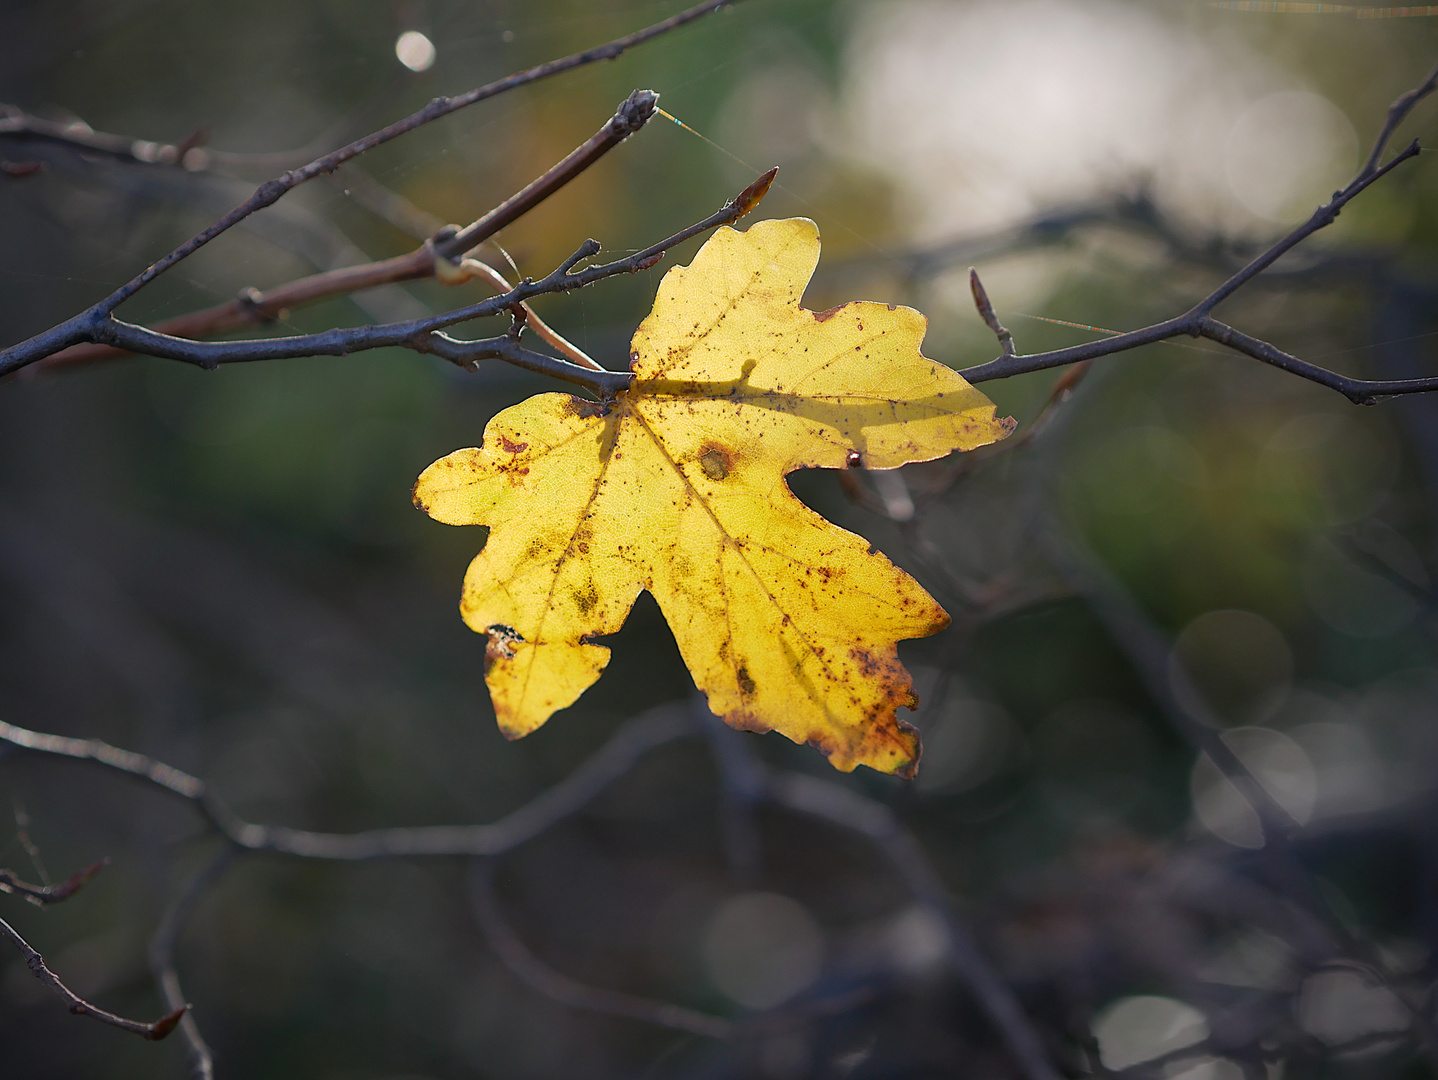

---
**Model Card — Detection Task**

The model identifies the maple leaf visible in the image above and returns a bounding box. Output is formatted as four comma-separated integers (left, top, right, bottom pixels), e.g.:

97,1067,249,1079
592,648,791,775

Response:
413,218,1013,775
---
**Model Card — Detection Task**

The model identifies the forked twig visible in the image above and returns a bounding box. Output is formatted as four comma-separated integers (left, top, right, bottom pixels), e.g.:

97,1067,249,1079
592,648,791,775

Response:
0,0,742,377
962,60,1438,404
38,88,659,370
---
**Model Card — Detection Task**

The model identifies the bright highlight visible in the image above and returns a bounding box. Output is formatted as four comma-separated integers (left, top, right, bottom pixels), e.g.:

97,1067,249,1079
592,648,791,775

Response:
395,30,436,72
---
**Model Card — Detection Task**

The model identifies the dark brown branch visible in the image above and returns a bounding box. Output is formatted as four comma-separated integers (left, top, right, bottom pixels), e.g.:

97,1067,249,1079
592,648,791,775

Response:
1197,317,1438,404
960,62,1438,405
0,859,107,907
436,88,658,262
2,169,778,394
0,0,739,374
1362,58,1438,177
1,914,188,1041
35,88,662,370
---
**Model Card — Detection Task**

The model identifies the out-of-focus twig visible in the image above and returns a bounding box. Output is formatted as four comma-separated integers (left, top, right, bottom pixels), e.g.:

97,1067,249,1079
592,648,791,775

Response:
149,850,234,1080
0,859,107,907
0,707,689,1075
470,862,734,1040
696,709,1065,1080
0,709,688,860
764,768,1066,1080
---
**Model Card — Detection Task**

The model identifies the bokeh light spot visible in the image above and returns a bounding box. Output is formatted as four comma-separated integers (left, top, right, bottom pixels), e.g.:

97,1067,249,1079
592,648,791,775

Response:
395,30,436,72
1093,995,1208,1070
701,892,824,1009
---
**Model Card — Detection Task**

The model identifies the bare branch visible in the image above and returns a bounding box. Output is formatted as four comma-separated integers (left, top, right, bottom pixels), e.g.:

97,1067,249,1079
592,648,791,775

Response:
1,168,777,393
1196,317,1438,404
0,0,740,374
0,708,688,860
960,63,1438,405
0,103,212,169
0,914,188,1041
97,0,735,311
0,859,107,907
1361,57,1438,176
435,88,659,263
332,167,446,241
149,851,233,1080
694,708,1064,1080
35,87,661,370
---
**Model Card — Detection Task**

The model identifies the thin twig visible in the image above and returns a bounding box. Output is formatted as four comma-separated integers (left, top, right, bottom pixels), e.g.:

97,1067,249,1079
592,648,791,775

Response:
0,0,740,373
0,914,188,1040
36,88,659,369
694,709,1064,1080
960,61,1438,404
1039,522,1438,1063
149,850,234,1080
435,88,659,262
334,167,447,241
0,708,688,860
2,168,777,393
764,769,1065,1080
970,267,1015,356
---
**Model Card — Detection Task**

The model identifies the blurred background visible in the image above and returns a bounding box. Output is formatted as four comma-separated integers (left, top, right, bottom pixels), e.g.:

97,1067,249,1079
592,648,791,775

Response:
3,0,1438,1076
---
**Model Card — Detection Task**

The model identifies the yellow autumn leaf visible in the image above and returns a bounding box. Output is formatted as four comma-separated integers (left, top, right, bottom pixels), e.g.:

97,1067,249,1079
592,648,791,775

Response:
414,217,1013,775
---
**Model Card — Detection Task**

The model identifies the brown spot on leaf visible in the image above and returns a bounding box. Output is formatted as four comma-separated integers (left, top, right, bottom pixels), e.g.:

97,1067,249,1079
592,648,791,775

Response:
813,305,845,323
736,665,756,697
484,624,525,673
726,710,771,734
563,396,608,419
698,442,734,481
499,434,529,454
573,583,598,615
848,646,885,678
